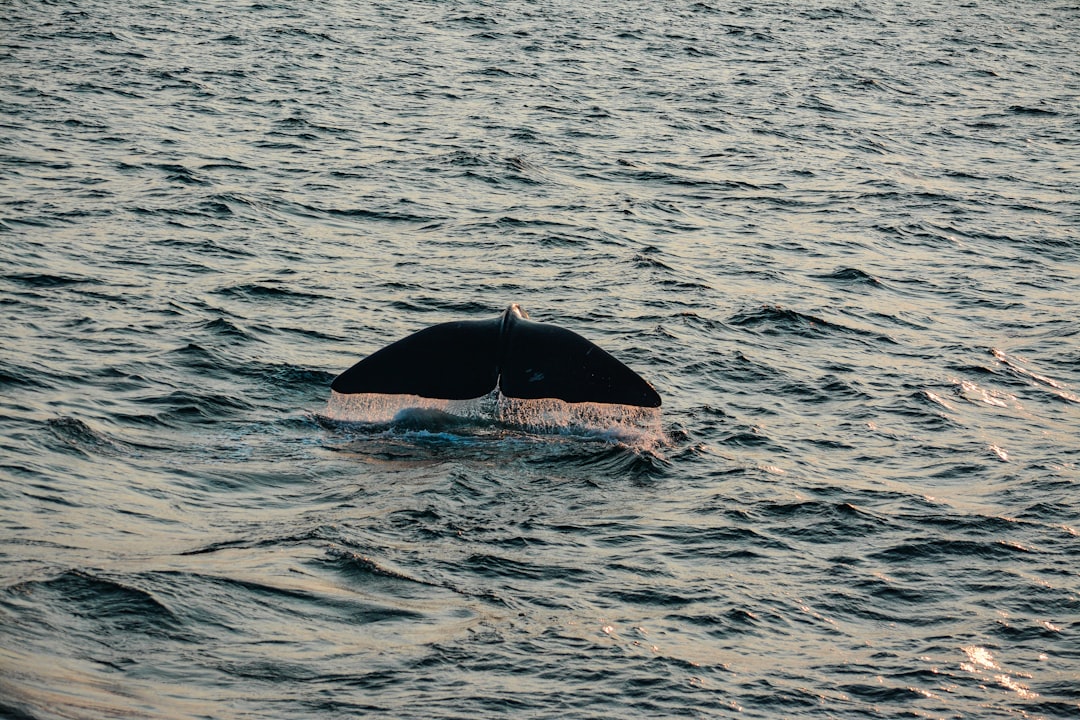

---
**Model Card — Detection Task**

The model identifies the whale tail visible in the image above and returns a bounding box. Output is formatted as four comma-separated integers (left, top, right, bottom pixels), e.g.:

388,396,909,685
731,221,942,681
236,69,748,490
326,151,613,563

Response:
331,304,661,408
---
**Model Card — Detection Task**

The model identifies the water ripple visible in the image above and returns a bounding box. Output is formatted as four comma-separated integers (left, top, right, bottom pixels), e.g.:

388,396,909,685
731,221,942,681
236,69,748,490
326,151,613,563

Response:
1,0,1078,718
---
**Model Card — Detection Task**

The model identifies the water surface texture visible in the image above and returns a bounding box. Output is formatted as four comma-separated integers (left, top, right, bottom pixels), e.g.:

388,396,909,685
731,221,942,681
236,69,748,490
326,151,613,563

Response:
2,1,1079,718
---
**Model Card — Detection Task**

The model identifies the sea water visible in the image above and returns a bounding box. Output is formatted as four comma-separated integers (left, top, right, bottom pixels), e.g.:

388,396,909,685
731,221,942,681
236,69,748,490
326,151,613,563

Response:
2,1,1078,718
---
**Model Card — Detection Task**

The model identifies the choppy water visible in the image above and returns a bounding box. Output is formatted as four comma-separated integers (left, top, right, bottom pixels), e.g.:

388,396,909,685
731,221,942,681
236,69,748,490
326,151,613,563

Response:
2,0,1079,718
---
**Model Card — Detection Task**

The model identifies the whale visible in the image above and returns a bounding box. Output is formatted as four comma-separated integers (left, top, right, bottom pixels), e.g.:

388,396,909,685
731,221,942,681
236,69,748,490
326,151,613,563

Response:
331,304,661,408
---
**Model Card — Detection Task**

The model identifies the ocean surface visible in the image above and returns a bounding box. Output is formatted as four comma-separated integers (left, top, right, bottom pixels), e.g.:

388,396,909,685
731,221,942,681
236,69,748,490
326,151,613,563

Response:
2,0,1078,717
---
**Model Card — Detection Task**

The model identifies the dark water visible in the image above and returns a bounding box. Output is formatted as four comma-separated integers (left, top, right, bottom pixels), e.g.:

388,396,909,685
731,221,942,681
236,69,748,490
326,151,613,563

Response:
2,0,1079,717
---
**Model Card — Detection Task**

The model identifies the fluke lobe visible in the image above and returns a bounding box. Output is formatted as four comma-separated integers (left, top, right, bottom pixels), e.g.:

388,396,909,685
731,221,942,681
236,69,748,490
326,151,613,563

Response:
331,304,661,408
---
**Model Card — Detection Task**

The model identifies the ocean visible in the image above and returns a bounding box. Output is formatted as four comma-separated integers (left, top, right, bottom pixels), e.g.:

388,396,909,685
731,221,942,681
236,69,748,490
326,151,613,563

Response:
1,1,1078,717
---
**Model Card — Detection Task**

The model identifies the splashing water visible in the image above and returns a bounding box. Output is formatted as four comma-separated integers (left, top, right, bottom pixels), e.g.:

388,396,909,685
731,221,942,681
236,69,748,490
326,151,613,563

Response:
320,390,664,451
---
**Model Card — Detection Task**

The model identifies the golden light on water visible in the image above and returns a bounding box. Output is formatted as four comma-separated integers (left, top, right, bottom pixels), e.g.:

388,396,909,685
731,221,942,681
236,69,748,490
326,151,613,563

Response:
960,646,1039,701
960,645,998,671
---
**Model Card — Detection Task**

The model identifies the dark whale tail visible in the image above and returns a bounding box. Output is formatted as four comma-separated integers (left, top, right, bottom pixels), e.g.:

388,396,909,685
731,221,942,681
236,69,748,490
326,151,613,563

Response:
331,304,661,408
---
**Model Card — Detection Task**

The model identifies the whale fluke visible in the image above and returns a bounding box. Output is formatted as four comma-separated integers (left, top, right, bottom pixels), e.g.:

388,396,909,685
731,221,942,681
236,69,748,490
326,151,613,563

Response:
331,304,661,408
